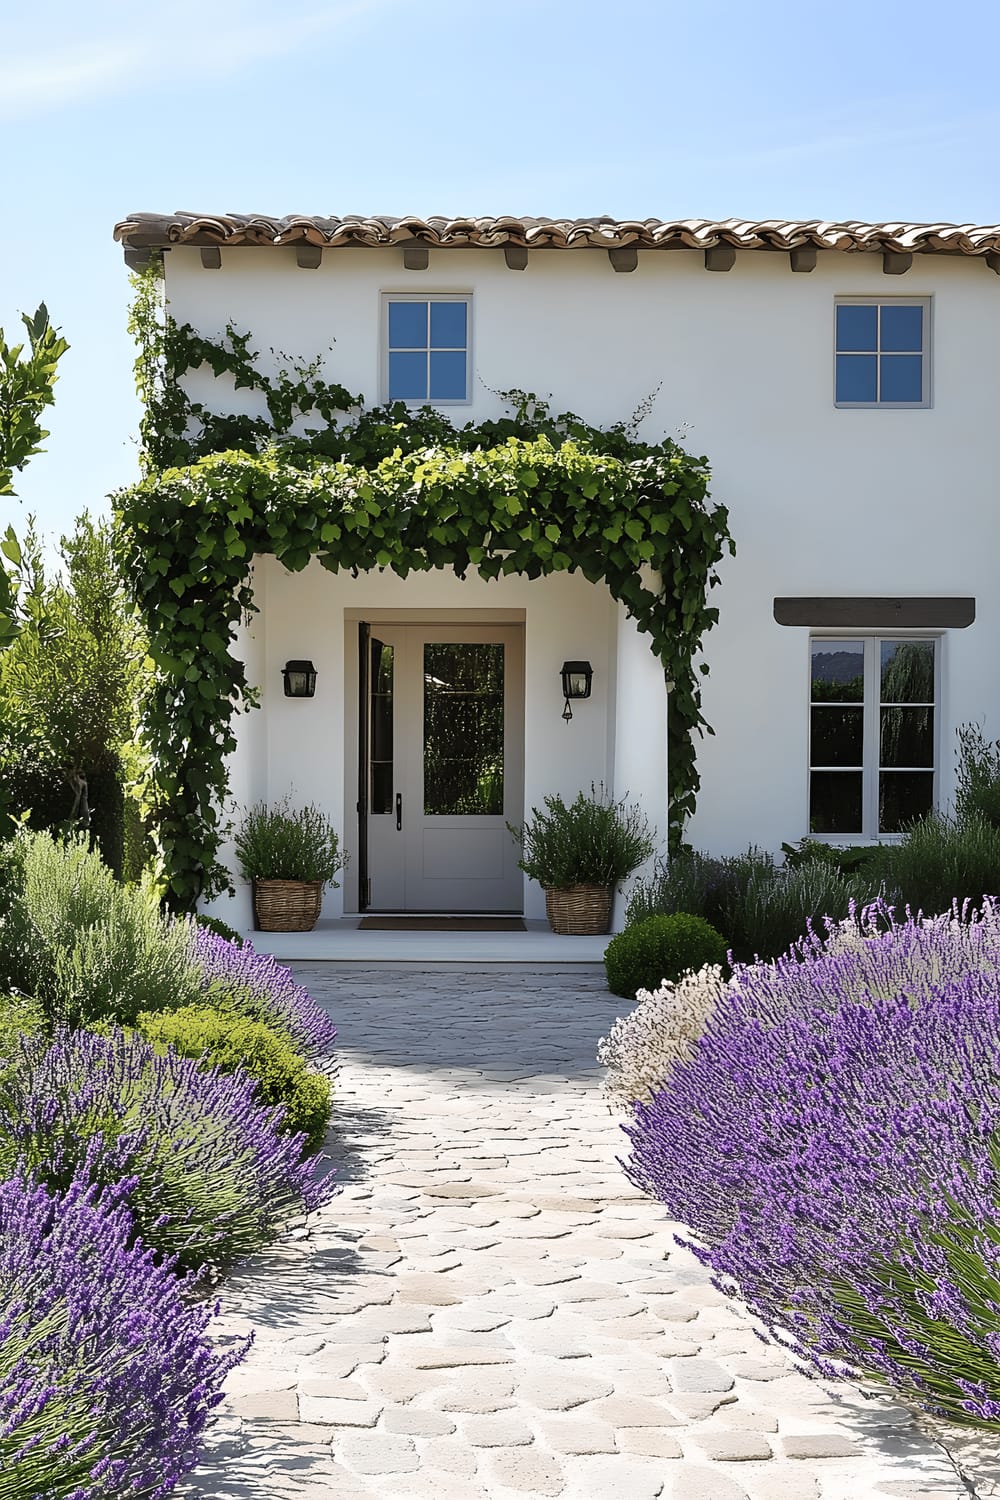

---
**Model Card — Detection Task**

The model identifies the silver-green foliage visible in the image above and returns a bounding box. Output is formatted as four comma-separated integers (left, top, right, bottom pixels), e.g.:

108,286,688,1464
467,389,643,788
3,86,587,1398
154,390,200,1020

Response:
234,797,343,884
17,831,205,1027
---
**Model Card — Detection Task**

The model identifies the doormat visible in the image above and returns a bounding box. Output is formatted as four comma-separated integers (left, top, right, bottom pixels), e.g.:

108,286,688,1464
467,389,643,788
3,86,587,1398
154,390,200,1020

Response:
358,916,526,932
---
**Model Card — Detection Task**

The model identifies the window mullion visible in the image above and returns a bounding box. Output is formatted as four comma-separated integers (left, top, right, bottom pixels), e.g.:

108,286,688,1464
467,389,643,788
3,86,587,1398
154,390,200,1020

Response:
866,636,879,837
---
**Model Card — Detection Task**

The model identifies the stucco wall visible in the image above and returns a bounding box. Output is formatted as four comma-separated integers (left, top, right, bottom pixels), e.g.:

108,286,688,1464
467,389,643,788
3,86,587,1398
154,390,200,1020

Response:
166,244,1000,870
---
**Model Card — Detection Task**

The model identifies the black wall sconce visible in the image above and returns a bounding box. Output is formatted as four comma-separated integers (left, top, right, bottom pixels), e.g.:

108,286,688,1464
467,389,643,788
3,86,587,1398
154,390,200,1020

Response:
560,660,593,721
282,660,317,698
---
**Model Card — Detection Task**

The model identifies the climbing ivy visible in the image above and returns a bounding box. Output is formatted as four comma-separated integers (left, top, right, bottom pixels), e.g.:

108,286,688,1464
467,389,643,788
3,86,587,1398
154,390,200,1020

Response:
116,262,734,909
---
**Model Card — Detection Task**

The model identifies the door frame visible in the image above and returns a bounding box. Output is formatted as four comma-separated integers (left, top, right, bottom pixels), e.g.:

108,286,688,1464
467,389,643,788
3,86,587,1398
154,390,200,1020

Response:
343,608,527,914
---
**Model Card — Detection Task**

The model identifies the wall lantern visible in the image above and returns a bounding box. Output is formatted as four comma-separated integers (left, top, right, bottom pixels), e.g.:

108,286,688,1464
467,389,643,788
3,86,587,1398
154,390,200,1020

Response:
560,660,593,721
282,660,317,698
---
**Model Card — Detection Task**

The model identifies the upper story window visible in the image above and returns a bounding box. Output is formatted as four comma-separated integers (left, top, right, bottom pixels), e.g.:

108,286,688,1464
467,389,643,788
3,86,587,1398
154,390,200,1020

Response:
809,636,937,837
834,298,930,408
383,295,471,404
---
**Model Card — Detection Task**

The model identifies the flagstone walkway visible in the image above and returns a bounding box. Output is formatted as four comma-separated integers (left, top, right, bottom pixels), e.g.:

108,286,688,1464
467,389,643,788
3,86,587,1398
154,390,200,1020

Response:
183,964,995,1500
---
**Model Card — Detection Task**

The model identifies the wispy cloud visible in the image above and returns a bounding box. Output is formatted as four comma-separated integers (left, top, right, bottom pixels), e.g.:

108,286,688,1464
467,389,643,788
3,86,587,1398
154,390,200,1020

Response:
0,0,382,119
679,105,1000,179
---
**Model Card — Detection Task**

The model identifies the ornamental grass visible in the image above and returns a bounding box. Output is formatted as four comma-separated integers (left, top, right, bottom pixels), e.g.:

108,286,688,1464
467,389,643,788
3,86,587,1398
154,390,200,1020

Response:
0,1027,334,1277
624,901,1000,1427
0,1169,246,1500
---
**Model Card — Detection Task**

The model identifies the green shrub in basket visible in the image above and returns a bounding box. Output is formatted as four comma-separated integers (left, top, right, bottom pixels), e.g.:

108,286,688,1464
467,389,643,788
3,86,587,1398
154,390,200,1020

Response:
605,912,728,1000
508,785,654,890
234,798,343,884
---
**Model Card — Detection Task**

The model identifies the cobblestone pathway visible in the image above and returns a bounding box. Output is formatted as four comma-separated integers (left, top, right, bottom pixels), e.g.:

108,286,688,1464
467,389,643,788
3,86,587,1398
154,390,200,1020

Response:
183,964,994,1500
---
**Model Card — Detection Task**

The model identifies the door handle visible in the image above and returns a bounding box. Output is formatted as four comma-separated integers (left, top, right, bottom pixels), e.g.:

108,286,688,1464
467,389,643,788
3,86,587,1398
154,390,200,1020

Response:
396,793,402,831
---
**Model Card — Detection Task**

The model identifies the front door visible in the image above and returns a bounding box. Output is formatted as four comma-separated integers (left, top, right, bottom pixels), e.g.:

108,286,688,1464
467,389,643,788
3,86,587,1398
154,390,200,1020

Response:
362,623,524,911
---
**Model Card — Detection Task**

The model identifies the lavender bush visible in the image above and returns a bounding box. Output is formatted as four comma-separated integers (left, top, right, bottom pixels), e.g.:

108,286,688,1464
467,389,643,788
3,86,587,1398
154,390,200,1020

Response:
189,927,337,1058
0,1027,335,1276
0,1168,247,1499
625,902,1000,1427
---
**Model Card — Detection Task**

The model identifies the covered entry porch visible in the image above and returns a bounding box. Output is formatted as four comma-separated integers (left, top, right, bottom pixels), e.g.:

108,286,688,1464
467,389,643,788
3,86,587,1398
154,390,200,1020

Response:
208,558,668,937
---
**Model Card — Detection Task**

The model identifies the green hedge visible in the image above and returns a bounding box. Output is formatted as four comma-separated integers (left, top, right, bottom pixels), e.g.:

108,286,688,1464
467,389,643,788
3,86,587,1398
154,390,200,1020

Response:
134,1005,332,1153
605,912,728,1000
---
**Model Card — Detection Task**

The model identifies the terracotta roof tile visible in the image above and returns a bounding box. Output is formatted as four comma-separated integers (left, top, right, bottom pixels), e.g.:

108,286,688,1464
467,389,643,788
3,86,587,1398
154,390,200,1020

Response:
113,213,1000,258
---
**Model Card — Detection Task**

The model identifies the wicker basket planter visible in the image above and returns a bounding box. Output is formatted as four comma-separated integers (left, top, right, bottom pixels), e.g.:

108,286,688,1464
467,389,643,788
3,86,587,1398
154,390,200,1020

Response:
253,879,323,932
544,884,613,936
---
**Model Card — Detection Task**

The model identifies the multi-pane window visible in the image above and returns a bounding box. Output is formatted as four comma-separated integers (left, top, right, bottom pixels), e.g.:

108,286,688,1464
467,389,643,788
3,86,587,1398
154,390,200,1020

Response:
809,637,937,836
385,296,470,403
835,299,929,407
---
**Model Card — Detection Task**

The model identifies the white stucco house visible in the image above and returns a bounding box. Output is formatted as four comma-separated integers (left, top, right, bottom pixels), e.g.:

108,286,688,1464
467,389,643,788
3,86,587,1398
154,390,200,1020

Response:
114,213,1000,934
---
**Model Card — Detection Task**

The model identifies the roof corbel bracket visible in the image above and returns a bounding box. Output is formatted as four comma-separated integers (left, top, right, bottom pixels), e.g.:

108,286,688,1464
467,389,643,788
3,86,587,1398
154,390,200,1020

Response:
608,245,638,273
296,245,323,270
199,247,222,270
705,244,736,273
882,251,913,275
789,246,817,273
503,244,528,270
986,252,1000,276
402,244,429,270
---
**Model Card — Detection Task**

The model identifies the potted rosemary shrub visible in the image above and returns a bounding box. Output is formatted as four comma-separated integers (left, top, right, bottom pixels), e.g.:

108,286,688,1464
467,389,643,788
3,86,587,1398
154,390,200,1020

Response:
509,785,654,935
234,798,343,932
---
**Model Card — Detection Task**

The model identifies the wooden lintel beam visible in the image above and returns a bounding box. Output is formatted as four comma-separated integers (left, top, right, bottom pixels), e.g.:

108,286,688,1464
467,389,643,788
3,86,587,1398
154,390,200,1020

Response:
503,244,528,270
704,244,736,273
789,246,817,273
402,244,429,270
986,252,1000,276
608,245,638,273
199,247,222,270
882,250,913,275
296,245,323,270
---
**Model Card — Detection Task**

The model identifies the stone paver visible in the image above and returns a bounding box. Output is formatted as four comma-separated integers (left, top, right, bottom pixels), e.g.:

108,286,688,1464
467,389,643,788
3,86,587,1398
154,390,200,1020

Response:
181,964,998,1499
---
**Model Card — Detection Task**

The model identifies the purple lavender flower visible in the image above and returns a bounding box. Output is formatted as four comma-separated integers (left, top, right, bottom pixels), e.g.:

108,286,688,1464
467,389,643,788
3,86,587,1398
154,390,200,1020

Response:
624,901,1000,1427
188,927,337,1058
0,1027,336,1276
0,1169,248,1497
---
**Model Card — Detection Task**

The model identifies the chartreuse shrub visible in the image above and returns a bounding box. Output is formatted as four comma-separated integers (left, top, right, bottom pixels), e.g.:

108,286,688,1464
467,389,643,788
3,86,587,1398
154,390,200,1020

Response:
0,1170,246,1500
605,912,727,999
625,902,1000,1428
135,1006,331,1153
0,1027,334,1276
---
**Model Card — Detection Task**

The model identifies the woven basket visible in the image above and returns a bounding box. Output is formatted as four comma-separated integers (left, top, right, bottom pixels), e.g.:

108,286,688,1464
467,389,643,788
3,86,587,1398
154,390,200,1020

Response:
253,879,323,932
544,884,613,936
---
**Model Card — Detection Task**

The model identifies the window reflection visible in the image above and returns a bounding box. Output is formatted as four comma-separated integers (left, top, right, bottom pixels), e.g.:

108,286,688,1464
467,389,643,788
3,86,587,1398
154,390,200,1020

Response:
424,643,504,815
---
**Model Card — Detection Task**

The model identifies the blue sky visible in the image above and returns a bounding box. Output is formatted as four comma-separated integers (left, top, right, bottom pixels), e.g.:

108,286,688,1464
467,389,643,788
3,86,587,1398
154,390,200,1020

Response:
1,0,995,551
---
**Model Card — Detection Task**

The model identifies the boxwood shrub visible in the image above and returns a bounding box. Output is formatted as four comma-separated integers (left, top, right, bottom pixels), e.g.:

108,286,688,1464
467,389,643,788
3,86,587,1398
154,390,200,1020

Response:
135,1005,332,1153
605,912,728,999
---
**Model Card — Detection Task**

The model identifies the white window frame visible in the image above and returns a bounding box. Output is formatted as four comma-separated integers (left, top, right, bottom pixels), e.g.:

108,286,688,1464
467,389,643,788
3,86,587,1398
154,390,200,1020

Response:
807,633,941,841
380,292,473,406
833,296,932,410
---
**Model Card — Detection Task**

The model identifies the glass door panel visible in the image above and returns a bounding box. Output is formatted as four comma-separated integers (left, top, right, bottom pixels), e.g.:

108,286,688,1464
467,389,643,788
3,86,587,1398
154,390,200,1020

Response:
423,642,504,816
